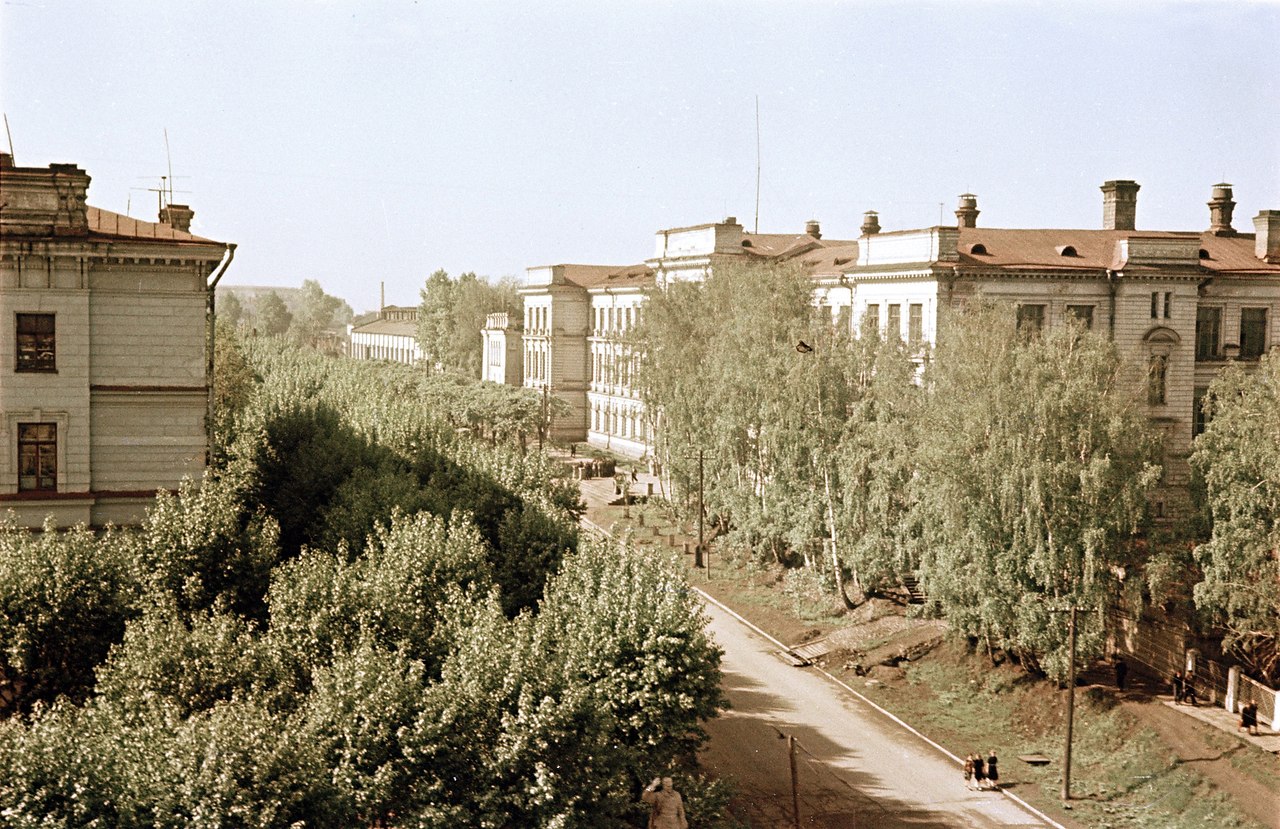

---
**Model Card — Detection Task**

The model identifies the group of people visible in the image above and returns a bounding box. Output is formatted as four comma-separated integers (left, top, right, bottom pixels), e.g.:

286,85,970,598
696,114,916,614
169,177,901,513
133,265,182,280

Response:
962,751,999,791
1171,670,1199,705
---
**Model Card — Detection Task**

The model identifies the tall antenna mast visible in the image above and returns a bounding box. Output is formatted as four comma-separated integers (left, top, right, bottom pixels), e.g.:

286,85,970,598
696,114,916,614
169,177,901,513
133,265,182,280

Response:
3,113,14,162
754,95,761,234
164,128,174,208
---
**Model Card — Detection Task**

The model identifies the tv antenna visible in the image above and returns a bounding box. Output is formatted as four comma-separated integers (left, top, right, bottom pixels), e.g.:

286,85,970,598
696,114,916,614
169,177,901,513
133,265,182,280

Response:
754,95,761,234
3,113,15,161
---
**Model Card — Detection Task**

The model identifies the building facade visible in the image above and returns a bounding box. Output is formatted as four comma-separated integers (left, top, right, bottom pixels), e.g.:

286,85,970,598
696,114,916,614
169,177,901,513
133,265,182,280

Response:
821,182,1280,513
0,153,233,528
348,304,421,365
481,311,522,385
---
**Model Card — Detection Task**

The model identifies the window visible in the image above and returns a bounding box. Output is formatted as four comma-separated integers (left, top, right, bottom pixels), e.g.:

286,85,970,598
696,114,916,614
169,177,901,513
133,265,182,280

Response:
18,423,57,492
886,304,902,340
863,304,880,336
1150,291,1171,320
1147,354,1168,405
1240,308,1268,359
1066,305,1094,329
1193,387,1210,437
1016,304,1046,339
1195,307,1222,360
16,313,56,372
1164,292,1172,319
836,305,851,333
908,303,923,345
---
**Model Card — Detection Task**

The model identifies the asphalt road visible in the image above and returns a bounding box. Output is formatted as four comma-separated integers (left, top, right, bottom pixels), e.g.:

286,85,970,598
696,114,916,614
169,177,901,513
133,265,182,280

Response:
698,599,1058,828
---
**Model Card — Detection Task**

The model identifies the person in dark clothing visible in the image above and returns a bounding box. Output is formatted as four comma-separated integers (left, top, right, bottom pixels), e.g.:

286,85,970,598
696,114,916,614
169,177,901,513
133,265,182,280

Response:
1172,671,1184,704
1242,701,1259,735
1183,673,1198,705
1114,657,1128,691
985,750,999,790
972,754,986,789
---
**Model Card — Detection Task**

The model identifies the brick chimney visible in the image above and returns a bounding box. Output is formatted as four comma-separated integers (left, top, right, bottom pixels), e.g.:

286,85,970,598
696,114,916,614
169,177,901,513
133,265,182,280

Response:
1255,210,1280,263
955,193,979,228
1101,180,1140,231
805,219,821,239
861,210,881,236
159,203,195,233
1207,183,1236,235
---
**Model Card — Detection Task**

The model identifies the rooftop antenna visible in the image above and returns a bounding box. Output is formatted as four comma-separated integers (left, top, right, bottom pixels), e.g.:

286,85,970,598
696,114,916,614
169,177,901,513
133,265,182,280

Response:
164,128,174,206
754,95,761,234
3,113,14,161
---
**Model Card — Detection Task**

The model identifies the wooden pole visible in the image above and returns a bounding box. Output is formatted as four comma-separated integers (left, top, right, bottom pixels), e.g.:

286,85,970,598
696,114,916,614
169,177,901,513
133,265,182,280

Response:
695,448,705,569
1062,605,1078,801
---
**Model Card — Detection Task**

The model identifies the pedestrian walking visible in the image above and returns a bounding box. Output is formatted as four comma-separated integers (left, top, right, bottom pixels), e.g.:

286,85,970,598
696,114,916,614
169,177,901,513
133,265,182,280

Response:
1183,673,1198,706
985,750,999,790
963,754,975,790
972,753,986,790
1172,670,1184,704
1114,657,1128,691
641,776,688,829
1242,701,1259,736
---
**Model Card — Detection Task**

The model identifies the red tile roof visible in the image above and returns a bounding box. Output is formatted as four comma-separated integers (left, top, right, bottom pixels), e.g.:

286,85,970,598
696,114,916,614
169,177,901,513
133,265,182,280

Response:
87,206,221,244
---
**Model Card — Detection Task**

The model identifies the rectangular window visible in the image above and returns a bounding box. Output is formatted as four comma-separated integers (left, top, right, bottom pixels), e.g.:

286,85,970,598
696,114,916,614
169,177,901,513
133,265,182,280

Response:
1193,387,1210,437
836,305,851,333
1147,355,1168,405
863,304,880,336
908,303,923,345
16,313,56,372
886,304,902,340
18,423,57,492
1163,292,1172,319
1195,307,1222,360
1240,308,1268,359
1016,304,1046,339
1151,292,1159,319
1066,304,1095,329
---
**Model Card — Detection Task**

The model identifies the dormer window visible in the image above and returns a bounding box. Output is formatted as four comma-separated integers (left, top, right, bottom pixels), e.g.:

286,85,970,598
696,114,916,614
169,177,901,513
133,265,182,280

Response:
1056,245,1078,257
1198,248,1211,260
965,243,988,255
741,240,753,248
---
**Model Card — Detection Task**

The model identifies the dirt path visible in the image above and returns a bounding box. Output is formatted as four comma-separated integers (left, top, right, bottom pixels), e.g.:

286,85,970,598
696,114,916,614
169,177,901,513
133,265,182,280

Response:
1122,698,1279,829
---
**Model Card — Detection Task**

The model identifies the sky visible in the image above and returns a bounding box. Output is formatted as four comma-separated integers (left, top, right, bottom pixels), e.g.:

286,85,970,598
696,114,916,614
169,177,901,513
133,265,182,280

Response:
2,1,1278,313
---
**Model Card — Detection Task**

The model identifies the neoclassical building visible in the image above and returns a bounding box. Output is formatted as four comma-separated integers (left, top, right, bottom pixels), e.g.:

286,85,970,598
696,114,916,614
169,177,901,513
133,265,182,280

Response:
504,183,1280,483
0,153,234,527
815,182,1280,515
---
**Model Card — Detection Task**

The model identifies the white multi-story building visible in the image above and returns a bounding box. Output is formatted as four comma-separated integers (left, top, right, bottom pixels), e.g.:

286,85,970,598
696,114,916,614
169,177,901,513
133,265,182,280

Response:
0,152,234,528
481,311,522,385
348,304,421,365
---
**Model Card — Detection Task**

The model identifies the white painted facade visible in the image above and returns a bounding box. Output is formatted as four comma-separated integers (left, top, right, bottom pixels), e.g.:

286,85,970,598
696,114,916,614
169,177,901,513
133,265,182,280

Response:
481,311,522,385
0,154,231,528
348,305,421,365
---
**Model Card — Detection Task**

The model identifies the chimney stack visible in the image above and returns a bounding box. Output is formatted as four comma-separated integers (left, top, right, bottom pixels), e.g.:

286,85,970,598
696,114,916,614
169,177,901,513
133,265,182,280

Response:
159,203,194,233
1255,210,1280,263
1101,180,1140,231
861,210,881,236
955,193,979,228
1207,183,1236,235
805,219,821,239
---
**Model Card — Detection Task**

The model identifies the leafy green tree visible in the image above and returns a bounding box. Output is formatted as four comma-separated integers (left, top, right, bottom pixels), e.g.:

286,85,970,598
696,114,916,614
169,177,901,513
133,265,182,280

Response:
418,269,520,376
1190,352,1280,683
217,289,246,328
0,519,133,712
913,303,1161,677
256,290,293,336
290,278,349,344
418,268,456,369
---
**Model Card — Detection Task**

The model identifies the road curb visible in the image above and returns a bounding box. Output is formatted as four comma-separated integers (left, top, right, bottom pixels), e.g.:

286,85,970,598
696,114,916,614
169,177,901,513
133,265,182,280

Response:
693,586,1071,829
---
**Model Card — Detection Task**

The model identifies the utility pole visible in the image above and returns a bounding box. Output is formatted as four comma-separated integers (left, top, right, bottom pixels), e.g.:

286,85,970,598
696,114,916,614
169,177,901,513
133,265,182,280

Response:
696,448,706,571
539,383,549,452
1050,602,1095,801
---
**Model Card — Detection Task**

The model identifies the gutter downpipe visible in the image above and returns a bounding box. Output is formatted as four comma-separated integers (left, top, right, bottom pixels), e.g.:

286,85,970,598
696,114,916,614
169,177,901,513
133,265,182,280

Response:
205,243,238,460
1106,269,1119,342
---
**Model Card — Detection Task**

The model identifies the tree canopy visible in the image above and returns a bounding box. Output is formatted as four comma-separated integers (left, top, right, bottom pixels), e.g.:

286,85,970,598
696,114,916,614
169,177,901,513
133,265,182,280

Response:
418,269,520,376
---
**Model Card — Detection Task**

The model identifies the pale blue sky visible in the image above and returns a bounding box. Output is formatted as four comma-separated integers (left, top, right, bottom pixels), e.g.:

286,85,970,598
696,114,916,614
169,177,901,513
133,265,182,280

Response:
3,1,1278,311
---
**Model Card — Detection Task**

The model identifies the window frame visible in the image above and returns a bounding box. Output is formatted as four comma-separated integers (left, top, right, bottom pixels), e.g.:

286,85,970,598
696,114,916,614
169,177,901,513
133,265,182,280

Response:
17,422,58,492
15,313,57,373
1065,304,1095,330
1016,303,1046,339
1240,307,1268,360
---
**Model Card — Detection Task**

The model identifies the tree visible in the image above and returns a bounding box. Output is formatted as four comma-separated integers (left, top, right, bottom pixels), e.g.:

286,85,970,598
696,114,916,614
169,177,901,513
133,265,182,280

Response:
418,270,520,376
290,279,348,344
912,303,1161,677
256,290,293,336
1190,352,1280,683
418,269,456,369
217,290,246,329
